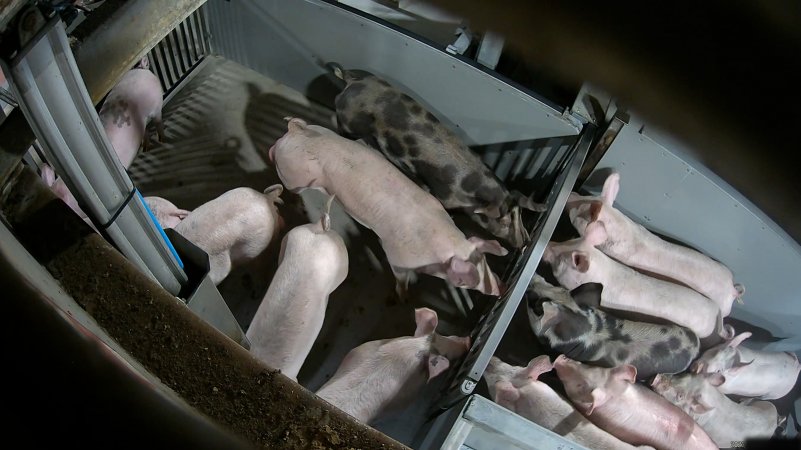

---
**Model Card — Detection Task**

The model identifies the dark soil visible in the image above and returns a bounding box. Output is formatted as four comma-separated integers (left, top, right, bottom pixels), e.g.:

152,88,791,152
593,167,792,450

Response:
2,167,408,450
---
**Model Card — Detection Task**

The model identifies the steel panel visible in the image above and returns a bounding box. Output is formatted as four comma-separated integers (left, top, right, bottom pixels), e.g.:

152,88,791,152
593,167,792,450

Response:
590,122,801,352
205,0,579,146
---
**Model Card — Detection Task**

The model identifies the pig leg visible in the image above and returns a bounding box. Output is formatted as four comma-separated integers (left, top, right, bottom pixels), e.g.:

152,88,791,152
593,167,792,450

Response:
154,111,166,143
207,252,233,285
390,265,417,301
511,191,547,212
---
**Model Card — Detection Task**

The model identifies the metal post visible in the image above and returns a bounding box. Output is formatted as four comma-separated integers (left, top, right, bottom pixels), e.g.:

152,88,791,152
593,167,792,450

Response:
2,15,187,295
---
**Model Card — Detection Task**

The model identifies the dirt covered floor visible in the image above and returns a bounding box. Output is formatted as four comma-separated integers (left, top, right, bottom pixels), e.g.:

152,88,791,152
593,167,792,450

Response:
1,167,408,450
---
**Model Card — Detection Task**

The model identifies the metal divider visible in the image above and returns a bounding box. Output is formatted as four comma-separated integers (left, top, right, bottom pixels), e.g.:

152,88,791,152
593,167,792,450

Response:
146,4,210,96
433,123,596,412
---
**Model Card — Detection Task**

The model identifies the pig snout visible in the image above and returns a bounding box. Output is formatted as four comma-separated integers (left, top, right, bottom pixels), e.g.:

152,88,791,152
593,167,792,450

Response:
651,373,668,391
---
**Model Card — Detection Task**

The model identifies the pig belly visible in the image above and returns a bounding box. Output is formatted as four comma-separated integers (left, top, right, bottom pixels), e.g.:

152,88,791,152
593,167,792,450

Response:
512,385,642,450
591,391,718,450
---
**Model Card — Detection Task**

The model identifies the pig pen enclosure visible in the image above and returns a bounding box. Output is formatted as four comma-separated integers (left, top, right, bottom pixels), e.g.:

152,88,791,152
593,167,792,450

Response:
128,0,590,445
3,0,801,449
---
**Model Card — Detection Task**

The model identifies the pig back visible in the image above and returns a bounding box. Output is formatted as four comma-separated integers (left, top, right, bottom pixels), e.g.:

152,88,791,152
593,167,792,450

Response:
315,336,430,424
335,74,510,214
175,188,280,259
277,127,469,268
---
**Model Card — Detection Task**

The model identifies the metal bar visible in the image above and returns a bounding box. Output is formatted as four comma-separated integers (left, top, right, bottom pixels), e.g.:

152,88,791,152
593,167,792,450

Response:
73,0,206,105
3,18,187,295
436,123,596,411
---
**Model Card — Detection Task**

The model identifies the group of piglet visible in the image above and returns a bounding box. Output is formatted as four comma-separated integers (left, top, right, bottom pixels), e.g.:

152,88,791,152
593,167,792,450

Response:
485,172,800,449
40,61,553,425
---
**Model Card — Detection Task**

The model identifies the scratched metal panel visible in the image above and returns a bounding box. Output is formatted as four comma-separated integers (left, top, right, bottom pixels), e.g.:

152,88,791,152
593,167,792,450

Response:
587,122,801,353
205,0,580,146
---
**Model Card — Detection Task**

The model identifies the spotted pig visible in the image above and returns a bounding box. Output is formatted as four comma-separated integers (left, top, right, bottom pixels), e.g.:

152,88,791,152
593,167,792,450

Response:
527,276,700,379
329,63,544,248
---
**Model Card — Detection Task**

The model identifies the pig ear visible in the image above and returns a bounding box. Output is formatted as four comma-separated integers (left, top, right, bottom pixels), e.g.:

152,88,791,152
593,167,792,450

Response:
569,283,603,307
542,244,556,264
446,258,480,289
414,308,438,337
704,373,726,387
589,200,603,222
493,380,521,406
427,354,450,382
571,251,591,273
728,356,754,374
612,364,637,384
728,332,751,348
468,237,509,256
690,395,714,414
587,388,609,415
602,173,620,205
584,221,608,246
523,355,553,380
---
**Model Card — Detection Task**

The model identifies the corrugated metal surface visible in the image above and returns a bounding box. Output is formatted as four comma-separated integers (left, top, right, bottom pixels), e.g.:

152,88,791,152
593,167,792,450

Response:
145,5,211,96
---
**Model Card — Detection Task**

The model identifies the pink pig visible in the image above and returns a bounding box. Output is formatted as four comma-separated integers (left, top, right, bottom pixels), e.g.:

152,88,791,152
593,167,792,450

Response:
315,307,470,424
484,355,647,450
566,172,743,317
174,185,284,285
691,331,801,399
39,63,165,219
651,372,780,447
247,197,348,380
269,117,507,297
98,66,166,167
553,355,718,450
542,220,721,338
143,196,189,229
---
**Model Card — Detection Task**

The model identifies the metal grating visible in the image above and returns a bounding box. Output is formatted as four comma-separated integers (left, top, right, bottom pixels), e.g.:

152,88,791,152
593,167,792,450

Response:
146,4,211,96
434,123,596,413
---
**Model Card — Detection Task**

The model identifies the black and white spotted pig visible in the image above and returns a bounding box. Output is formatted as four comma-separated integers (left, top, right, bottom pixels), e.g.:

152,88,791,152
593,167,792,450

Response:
527,276,700,379
329,63,544,248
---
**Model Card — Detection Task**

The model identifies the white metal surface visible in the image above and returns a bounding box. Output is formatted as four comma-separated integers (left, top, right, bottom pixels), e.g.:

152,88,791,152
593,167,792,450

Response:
426,395,591,450
205,0,579,146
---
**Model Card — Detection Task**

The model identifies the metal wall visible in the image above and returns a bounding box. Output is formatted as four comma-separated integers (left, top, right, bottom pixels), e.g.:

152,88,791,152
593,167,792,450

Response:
588,117,801,354
145,5,211,96
204,0,580,147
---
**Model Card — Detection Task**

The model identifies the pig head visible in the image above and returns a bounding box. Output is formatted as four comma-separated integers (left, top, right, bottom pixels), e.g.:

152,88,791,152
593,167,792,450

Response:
315,307,470,424
651,372,781,447
329,63,544,249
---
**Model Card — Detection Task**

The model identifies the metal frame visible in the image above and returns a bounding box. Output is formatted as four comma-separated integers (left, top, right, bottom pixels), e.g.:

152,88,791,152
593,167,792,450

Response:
417,395,591,450
1,16,187,295
435,122,596,412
